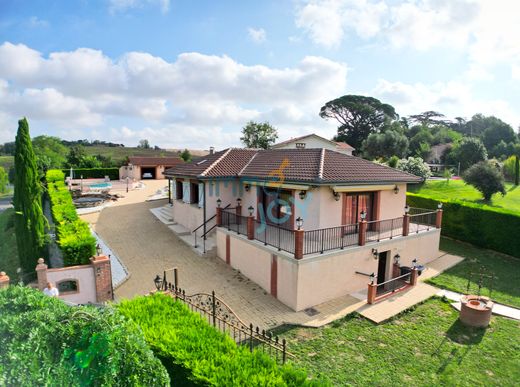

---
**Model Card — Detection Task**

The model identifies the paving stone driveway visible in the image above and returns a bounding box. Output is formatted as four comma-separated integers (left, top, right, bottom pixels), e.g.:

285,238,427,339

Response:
87,198,334,328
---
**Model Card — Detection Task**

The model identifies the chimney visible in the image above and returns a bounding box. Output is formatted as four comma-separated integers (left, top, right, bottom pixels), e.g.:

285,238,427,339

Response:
209,146,215,155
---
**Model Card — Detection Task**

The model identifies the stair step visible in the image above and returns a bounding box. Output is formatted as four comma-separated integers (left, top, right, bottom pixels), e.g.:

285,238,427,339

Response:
169,224,191,236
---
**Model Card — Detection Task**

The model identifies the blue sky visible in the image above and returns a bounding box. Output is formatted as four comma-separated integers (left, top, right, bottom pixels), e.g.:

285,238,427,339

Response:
0,0,519,149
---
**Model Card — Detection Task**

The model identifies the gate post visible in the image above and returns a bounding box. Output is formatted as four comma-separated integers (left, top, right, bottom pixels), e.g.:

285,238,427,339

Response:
247,216,255,240
294,229,304,259
410,267,419,286
367,282,377,304
402,214,410,236
436,209,443,228
358,220,367,246
216,207,222,227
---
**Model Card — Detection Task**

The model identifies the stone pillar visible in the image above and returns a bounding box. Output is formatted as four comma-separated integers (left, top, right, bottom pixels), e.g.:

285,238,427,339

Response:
436,209,443,228
235,205,242,224
294,229,304,260
392,263,401,278
90,255,113,303
410,267,419,286
402,214,410,236
216,207,222,227
247,216,255,240
36,258,48,290
0,271,10,288
367,282,377,304
358,220,367,246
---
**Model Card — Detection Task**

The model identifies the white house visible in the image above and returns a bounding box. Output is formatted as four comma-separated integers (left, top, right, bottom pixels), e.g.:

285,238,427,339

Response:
272,133,354,155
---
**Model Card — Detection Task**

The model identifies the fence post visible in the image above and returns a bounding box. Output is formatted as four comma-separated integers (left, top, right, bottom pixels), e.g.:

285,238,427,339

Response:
436,209,443,228
247,216,255,240
410,267,419,286
320,229,325,254
0,271,9,288
294,229,304,259
367,282,377,304
174,268,178,289
212,290,216,327
282,339,287,364
249,323,254,352
402,214,410,236
358,220,367,246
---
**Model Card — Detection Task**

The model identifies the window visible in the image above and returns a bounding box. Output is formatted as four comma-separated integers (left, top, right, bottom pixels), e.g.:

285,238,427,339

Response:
295,142,306,149
175,180,183,200
57,280,79,294
190,181,199,204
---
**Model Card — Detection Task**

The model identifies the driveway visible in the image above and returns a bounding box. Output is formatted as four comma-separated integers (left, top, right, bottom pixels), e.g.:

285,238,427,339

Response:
0,197,13,212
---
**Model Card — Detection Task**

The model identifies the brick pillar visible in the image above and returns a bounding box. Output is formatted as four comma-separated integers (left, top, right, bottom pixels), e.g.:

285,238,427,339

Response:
36,258,48,290
358,220,367,246
216,207,222,227
236,205,242,224
436,209,443,228
247,216,255,240
367,282,377,304
402,214,410,236
0,271,10,288
294,229,304,260
410,267,419,286
90,255,113,303
392,263,401,278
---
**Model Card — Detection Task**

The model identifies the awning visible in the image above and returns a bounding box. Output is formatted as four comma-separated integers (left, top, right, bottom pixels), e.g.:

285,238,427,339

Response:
332,184,397,193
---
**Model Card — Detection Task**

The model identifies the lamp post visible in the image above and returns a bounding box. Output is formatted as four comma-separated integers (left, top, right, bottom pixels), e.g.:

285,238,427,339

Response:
154,274,163,291
96,243,102,256
126,176,130,193
296,216,303,230
217,198,222,208
248,205,254,216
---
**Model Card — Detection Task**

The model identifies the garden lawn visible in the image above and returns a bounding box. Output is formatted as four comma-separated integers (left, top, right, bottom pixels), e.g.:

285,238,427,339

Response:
0,155,13,171
280,298,520,386
0,208,19,282
428,238,520,308
408,179,520,213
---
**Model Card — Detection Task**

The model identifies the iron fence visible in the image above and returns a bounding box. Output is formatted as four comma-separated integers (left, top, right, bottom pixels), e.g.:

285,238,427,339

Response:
374,272,411,301
365,217,404,243
161,282,290,364
409,211,436,233
303,224,358,255
254,220,295,254
222,209,248,236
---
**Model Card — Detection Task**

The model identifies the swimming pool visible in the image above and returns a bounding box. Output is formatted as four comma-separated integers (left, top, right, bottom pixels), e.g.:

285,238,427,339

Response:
89,182,112,189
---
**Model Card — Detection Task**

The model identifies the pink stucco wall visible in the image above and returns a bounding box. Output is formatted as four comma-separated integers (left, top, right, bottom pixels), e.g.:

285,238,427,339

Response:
379,184,407,220
47,266,97,304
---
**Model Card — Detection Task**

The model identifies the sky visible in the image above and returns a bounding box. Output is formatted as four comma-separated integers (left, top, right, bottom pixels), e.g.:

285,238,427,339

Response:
1,0,519,150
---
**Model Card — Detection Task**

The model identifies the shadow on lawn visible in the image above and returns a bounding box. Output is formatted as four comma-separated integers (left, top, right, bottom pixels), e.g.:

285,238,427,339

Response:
432,319,486,373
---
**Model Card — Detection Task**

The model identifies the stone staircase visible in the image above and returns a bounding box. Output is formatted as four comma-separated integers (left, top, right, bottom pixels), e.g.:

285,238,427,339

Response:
150,204,217,257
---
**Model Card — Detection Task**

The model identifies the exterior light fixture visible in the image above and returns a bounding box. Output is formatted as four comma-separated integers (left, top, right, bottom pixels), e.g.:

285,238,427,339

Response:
438,202,443,209
412,258,418,268
360,210,367,220
394,254,401,265
296,217,303,230
333,191,341,201
369,272,375,284
299,191,306,200
244,184,250,192
394,185,400,194
248,205,254,216
372,248,378,260
217,198,222,208
154,274,163,291
96,243,102,256
236,198,242,207
404,205,410,214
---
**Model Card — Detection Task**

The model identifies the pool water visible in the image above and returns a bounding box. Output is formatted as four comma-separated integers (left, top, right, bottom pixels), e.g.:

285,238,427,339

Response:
89,183,112,189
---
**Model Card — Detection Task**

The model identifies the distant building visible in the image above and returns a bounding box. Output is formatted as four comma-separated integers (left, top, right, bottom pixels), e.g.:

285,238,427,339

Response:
272,133,354,155
120,156,183,180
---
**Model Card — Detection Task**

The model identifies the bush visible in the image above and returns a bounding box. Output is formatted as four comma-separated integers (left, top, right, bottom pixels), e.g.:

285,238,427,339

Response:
46,170,97,265
396,157,431,180
407,193,520,258
0,286,169,386
463,161,506,201
118,293,328,386
61,168,119,181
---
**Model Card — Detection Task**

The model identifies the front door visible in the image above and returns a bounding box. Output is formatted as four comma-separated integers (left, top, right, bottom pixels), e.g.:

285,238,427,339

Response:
377,251,388,285
260,188,294,229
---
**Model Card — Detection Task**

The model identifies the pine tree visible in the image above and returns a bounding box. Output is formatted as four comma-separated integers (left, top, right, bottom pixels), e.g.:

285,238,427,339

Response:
13,118,46,273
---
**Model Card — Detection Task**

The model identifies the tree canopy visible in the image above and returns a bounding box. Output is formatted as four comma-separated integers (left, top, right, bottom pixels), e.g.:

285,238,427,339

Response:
447,137,488,171
180,148,192,162
240,121,278,149
319,95,398,151
362,123,409,159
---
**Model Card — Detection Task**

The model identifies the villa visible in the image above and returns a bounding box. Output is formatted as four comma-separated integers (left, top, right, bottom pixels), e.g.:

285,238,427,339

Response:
164,148,442,311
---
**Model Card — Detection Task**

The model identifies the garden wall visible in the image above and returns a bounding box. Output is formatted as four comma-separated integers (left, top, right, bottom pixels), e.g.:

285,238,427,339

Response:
407,193,520,258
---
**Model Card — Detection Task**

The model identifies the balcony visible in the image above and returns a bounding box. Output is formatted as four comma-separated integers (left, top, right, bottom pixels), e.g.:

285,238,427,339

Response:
217,206,442,259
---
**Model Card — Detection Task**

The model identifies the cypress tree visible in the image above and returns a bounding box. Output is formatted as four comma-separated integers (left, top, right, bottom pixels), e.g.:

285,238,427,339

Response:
13,118,46,273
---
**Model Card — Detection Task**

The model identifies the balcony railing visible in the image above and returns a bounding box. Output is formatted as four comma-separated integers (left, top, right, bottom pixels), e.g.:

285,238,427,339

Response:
217,206,442,259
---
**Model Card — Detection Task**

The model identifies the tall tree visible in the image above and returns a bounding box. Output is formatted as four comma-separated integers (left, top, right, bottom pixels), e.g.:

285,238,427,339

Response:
180,149,192,162
362,122,409,160
319,95,397,151
138,139,151,149
240,121,278,149
408,111,450,126
13,118,46,273
66,144,86,167
447,137,488,171
32,135,68,173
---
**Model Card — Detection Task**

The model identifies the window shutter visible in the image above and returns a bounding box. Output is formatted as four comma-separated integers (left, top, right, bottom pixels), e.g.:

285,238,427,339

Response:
182,182,190,203
171,179,176,199
198,182,204,208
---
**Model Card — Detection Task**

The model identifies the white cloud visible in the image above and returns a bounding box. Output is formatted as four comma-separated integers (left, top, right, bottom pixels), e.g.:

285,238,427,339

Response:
109,0,170,14
0,42,348,147
248,27,267,43
27,16,49,28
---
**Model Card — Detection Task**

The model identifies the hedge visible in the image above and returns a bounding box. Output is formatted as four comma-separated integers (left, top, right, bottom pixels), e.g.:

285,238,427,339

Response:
407,192,520,258
0,286,169,386
118,293,329,386
61,168,119,180
46,169,97,265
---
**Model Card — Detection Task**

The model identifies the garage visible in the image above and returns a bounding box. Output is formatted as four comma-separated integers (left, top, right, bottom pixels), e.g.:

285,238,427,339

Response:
141,166,156,179
120,156,184,181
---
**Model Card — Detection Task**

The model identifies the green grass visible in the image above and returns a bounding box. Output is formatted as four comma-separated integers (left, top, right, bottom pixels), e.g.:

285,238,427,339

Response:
0,155,14,171
0,209,20,282
428,238,520,308
280,298,520,386
409,179,520,213
83,146,180,165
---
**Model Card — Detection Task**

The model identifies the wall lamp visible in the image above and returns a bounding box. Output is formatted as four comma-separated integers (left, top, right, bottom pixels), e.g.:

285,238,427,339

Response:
369,272,375,284
394,254,401,265
299,190,307,200
333,191,341,201
248,205,254,216
404,204,410,214
244,184,251,192
438,202,443,209
412,258,418,268
360,210,367,220
372,248,378,260
394,185,400,194
154,274,163,291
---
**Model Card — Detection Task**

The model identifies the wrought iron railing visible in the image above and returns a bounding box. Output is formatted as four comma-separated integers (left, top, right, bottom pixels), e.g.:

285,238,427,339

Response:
303,224,358,255
193,204,231,252
161,282,290,364
222,209,248,236
374,272,411,301
409,211,436,234
365,217,404,243
254,220,295,254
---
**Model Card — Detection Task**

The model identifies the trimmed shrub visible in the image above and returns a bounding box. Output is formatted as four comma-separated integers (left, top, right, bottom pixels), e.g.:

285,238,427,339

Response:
0,286,169,386
463,161,506,201
407,193,520,258
46,169,96,265
61,168,119,181
118,293,329,386
397,157,431,180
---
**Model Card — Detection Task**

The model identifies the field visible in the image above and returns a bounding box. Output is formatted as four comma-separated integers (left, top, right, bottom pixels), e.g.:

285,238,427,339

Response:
0,209,20,282
82,145,182,165
0,155,14,171
280,298,520,386
409,179,520,213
